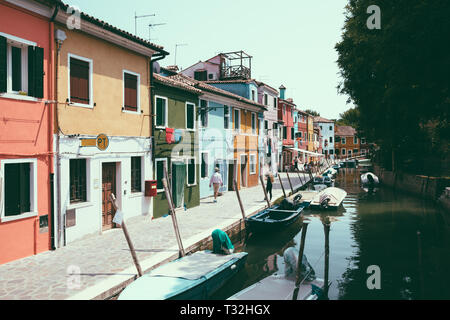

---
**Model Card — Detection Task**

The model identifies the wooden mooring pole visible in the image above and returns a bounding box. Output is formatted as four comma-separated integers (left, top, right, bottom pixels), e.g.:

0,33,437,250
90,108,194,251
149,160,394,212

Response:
295,221,309,287
324,222,331,298
110,194,143,277
278,173,287,198
234,179,247,222
260,175,272,208
286,171,294,195
162,178,186,258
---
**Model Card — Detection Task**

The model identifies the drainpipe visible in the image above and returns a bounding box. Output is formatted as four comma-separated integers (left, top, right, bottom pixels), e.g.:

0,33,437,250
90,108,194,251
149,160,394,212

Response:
49,4,59,250
149,52,168,165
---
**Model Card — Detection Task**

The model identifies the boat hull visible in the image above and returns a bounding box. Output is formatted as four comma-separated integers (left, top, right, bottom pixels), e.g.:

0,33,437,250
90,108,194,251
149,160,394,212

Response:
118,251,248,300
246,205,305,232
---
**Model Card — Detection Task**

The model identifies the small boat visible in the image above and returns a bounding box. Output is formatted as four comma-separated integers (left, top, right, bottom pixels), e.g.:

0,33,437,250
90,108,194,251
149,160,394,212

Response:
246,195,306,232
361,172,379,186
310,187,347,210
228,274,325,301
323,168,337,178
228,248,325,301
118,251,248,300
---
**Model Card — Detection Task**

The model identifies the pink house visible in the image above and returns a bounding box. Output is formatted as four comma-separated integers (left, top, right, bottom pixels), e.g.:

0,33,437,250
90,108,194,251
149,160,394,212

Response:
0,0,55,265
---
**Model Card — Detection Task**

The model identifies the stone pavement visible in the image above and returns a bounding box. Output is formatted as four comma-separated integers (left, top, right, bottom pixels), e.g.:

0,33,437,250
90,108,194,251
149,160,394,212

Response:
0,172,312,300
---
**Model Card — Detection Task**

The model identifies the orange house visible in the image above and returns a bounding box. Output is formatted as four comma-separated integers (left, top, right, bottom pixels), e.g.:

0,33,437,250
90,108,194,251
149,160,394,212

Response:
335,126,361,159
0,0,56,265
232,102,266,190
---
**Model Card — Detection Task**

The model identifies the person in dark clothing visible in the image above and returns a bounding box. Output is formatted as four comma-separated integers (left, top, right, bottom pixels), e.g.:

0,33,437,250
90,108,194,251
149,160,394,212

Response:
266,173,274,201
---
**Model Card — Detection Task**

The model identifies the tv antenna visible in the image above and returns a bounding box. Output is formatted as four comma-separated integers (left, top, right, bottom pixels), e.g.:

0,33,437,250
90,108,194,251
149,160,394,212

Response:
175,43,188,66
149,23,167,41
134,12,156,36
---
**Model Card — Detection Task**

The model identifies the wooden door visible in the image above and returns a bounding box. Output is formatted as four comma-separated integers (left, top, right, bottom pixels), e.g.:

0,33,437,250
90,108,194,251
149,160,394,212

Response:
102,163,116,231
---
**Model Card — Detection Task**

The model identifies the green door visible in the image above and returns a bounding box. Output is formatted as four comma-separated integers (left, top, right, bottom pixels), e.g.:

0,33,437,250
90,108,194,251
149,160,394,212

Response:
171,161,186,208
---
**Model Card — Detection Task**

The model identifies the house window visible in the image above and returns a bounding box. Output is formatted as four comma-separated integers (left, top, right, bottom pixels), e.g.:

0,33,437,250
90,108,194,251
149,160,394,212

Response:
361,138,366,145
348,150,353,157
362,149,367,155
273,97,277,109
131,157,142,193
342,149,346,155
342,137,346,145
283,126,287,140
264,120,269,134
186,158,196,186
273,123,279,138
264,93,268,106
224,106,230,129
155,96,168,128
3,162,32,217
69,55,92,106
186,102,195,130
123,71,139,112
201,152,209,179
330,126,333,131
291,128,294,140
234,109,240,132
70,159,87,204
330,137,333,144
1,34,44,98
194,70,207,81
330,150,334,155
354,137,358,144
200,99,209,128
252,90,256,102
354,149,359,155
251,113,256,135
250,154,257,175
155,158,168,192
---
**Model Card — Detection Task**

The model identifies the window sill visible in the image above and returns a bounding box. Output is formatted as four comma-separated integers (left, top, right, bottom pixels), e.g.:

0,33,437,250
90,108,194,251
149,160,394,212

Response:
0,93,38,102
122,109,141,115
69,102,94,109
67,202,94,210
187,184,197,188
1,212,38,223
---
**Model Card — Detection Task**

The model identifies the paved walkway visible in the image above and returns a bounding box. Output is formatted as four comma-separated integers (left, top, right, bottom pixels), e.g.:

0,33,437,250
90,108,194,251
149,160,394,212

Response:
0,172,313,300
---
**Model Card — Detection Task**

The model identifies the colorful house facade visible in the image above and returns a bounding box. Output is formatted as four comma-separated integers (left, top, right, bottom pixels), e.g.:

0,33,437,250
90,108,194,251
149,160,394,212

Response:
294,109,309,164
152,74,202,218
0,0,55,265
52,4,168,245
335,126,360,159
278,86,296,171
314,117,335,159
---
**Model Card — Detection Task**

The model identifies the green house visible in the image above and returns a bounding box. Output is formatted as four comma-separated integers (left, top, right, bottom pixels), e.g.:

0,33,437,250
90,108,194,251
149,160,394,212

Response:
152,74,202,218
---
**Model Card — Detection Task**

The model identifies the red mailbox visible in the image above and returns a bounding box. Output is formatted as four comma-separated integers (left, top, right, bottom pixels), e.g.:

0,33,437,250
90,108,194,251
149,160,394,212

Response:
145,180,158,197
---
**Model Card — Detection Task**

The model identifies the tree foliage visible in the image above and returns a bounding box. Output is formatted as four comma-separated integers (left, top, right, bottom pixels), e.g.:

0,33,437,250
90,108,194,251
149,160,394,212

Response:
335,0,450,173
304,109,321,117
336,107,360,129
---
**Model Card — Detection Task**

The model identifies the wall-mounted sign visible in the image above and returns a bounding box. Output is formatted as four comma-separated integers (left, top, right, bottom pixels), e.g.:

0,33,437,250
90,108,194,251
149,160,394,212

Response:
81,134,110,151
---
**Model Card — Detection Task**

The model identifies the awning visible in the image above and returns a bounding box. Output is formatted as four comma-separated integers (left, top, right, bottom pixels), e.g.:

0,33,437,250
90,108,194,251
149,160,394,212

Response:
287,148,325,157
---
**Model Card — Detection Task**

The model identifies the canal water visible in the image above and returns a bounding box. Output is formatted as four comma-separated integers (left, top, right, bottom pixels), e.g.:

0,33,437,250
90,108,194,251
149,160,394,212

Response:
211,167,450,300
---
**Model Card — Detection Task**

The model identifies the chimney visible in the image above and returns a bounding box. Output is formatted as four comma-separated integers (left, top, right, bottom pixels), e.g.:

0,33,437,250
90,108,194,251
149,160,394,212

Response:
279,85,286,100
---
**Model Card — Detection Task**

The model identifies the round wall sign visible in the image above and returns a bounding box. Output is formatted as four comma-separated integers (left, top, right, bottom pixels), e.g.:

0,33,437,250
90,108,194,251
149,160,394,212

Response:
97,134,109,151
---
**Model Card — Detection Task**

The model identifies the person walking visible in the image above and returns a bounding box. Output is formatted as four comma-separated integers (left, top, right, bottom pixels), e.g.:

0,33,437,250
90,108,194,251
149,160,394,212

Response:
209,167,223,203
266,172,274,201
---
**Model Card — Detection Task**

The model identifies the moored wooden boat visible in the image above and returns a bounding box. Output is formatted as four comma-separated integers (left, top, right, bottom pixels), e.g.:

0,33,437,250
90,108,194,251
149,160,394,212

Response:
310,187,348,210
361,172,379,186
228,273,324,301
118,251,248,300
246,204,306,232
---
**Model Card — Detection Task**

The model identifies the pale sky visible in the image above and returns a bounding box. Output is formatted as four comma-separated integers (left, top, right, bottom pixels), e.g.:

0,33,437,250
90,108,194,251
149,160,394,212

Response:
65,0,353,119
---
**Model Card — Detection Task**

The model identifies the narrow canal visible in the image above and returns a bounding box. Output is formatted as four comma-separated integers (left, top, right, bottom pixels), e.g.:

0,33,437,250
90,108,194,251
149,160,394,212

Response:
211,166,450,300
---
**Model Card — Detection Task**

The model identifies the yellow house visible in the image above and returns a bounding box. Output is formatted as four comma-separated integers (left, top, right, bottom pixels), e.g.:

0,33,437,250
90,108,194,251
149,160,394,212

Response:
307,115,315,161
52,6,168,245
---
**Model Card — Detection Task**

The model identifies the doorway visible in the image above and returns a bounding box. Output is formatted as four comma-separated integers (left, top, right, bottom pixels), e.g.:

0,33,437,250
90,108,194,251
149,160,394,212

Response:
102,163,117,231
215,159,227,193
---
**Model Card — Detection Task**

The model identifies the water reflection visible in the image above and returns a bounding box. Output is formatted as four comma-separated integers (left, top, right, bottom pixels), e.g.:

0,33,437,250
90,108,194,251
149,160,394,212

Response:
212,167,450,300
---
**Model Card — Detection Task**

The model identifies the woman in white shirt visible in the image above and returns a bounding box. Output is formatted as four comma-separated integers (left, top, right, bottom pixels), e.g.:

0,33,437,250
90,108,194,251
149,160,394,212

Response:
209,167,223,203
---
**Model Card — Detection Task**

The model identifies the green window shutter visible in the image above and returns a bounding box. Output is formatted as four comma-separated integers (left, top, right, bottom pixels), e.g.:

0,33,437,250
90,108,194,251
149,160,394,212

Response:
28,46,36,97
156,161,164,190
0,36,7,93
34,46,44,98
187,104,194,129
156,98,165,127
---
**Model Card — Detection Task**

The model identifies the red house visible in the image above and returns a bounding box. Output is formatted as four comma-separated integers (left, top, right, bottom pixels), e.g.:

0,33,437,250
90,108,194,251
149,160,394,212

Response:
0,0,55,265
278,85,296,171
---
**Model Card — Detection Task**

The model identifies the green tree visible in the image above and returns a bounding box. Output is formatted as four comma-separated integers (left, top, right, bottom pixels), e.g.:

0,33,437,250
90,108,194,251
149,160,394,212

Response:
335,0,450,173
336,108,360,130
304,109,320,117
